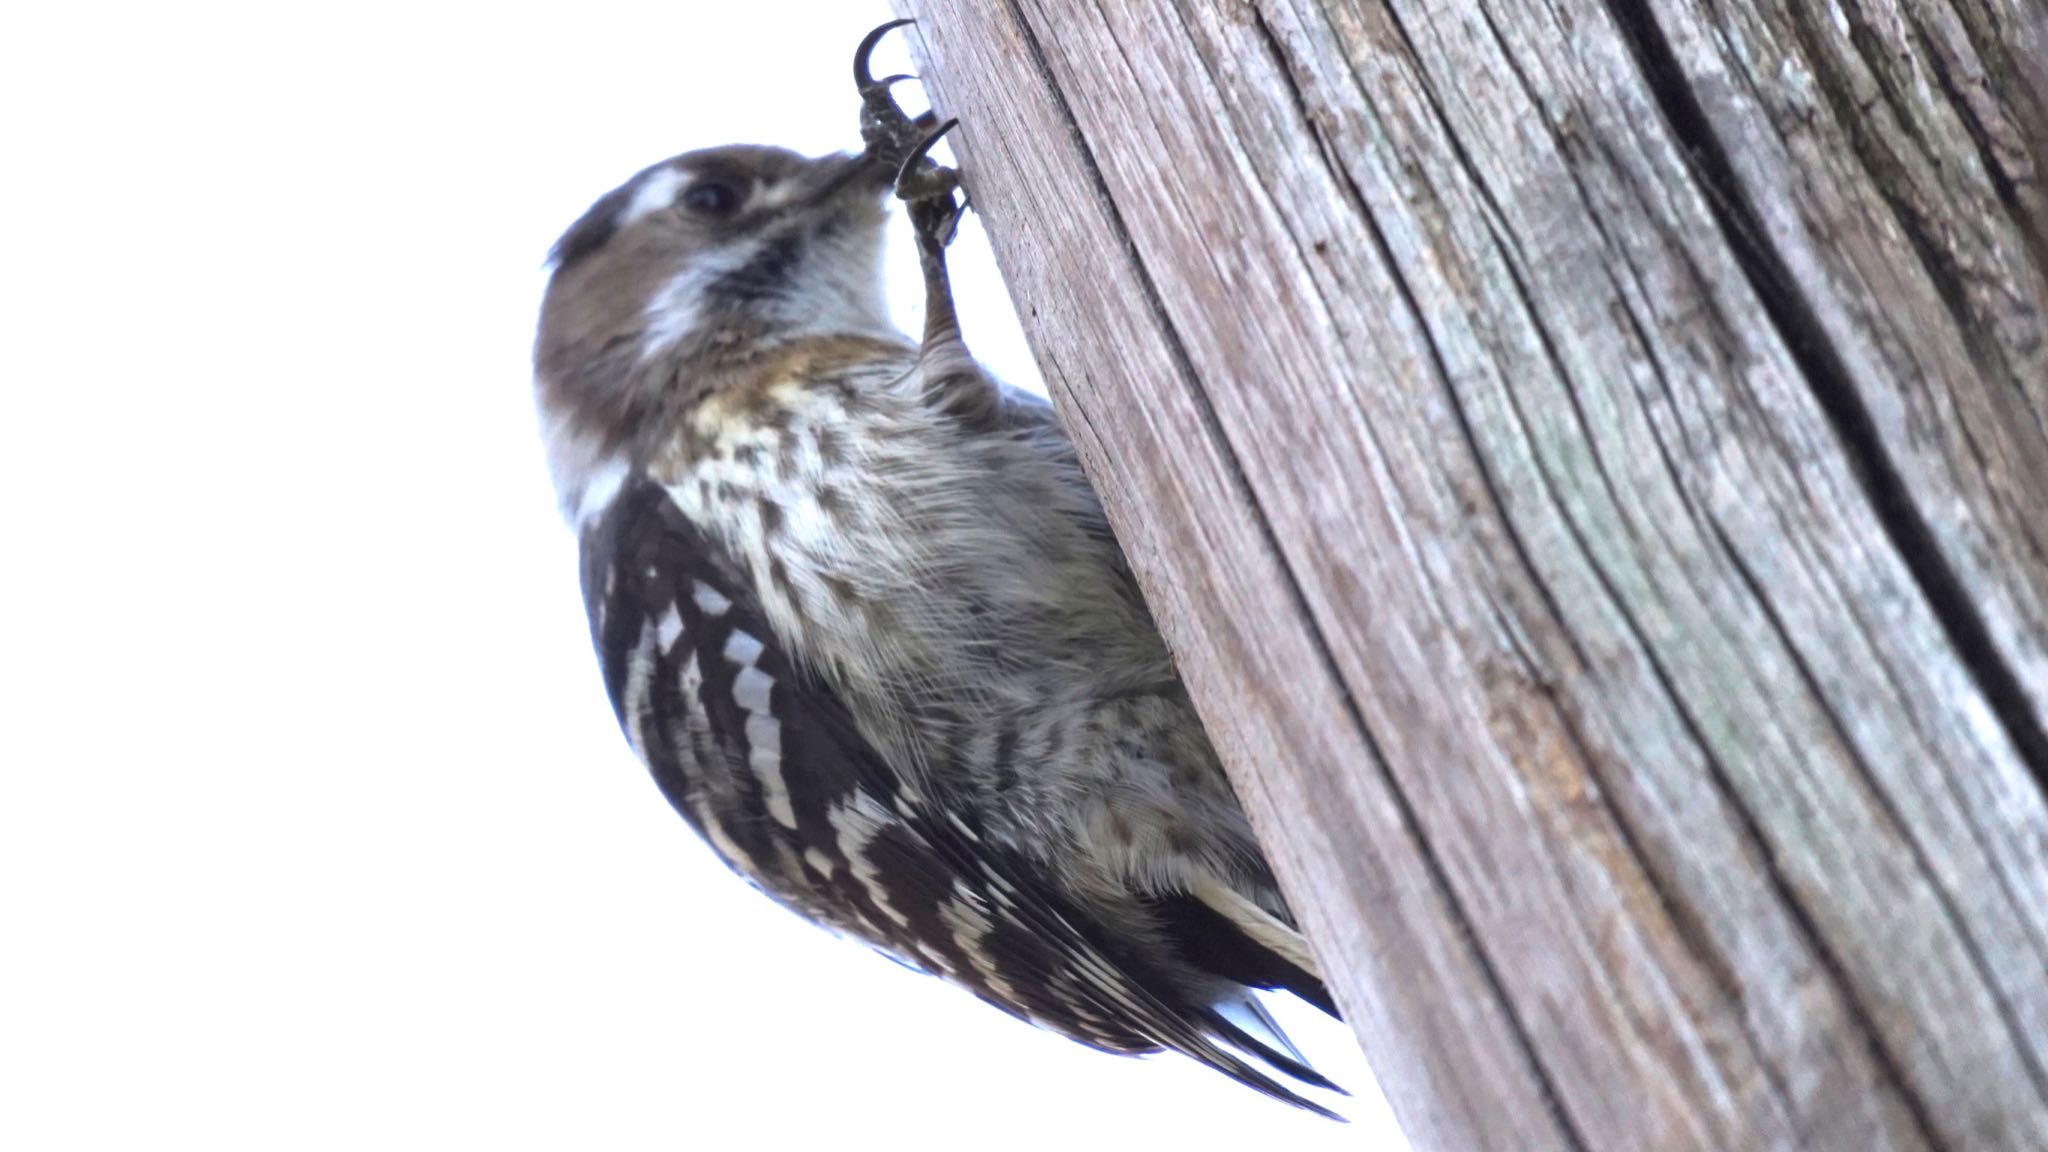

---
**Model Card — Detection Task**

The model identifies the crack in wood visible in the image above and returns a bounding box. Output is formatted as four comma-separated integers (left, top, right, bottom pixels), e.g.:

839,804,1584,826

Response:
1604,0,2048,851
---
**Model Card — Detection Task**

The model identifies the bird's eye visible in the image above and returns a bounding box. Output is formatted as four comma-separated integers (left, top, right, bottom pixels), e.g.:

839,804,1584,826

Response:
680,181,742,217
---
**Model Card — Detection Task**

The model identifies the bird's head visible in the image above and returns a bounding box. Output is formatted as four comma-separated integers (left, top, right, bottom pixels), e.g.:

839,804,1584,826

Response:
535,145,900,521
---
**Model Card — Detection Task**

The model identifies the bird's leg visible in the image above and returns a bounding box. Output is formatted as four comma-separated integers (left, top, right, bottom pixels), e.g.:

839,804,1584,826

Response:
854,25,989,419
894,120,988,421
896,119,966,353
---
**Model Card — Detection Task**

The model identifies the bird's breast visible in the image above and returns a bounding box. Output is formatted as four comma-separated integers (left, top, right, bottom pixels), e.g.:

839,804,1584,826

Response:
652,347,981,710
649,337,1164,775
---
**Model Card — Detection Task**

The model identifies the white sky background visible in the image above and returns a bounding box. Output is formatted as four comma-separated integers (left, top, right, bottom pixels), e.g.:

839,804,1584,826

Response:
3,3,1403,1147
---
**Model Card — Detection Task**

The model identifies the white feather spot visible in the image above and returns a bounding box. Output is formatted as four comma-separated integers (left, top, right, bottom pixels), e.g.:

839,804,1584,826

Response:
733,665,774,714
744,711,793,829
620,625,658,758
540,414,626,527
941,883,1019,1002
677,650,702,699
723,630,795,830
692,581,732,617
803,848,835,877
722,630,764,668
914,942,959,977
655,604,683,652
688,795,761,877
830,801,912,929
575,455,629,525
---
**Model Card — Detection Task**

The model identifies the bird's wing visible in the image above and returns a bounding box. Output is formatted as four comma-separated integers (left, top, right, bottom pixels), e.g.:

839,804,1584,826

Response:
581,477,1340,1116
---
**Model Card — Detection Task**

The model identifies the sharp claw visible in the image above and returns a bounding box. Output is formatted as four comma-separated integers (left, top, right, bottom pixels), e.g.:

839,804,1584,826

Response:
854,18,916,91
945,190,972,246
918,203,965,251
894,117,962,191
898,117,967,252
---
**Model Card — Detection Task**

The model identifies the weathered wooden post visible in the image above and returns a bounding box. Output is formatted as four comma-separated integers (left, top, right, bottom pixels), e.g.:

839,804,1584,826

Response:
891,1,2048,1148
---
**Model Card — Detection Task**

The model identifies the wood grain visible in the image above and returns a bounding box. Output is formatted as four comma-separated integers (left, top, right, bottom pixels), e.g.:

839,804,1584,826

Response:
890,1,2048,1148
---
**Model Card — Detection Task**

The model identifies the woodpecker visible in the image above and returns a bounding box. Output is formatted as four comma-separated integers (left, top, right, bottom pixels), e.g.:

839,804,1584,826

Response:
532,21,1342,1115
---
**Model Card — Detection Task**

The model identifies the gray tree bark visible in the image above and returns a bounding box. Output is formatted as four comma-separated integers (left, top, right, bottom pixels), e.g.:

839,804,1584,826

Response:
889,2,2048,1149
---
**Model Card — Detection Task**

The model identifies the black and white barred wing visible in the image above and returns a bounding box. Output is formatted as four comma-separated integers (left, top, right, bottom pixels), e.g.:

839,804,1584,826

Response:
581,479,1338,1117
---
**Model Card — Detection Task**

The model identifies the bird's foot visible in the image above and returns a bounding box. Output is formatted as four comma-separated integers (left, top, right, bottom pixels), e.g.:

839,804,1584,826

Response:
853,19,965,250
854,19,932,172
897,118,966,252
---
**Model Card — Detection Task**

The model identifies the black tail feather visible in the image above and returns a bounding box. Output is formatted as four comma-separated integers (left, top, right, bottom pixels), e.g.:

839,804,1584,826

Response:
1144,890,1339,1016
1201,1006,1348,1095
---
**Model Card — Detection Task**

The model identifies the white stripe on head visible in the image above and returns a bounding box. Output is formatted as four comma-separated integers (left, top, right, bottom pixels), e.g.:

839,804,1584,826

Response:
638,239,762,363
618,167,686,228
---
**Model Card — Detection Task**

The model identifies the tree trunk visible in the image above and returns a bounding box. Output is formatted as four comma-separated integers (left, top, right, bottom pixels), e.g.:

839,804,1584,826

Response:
889,1,2048,1149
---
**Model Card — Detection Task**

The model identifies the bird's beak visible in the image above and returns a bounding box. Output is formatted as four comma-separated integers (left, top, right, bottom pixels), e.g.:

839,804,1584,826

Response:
804,151,893,211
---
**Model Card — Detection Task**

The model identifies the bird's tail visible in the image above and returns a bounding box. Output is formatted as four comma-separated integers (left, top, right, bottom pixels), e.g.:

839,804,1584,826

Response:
1139,877,1348,1116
